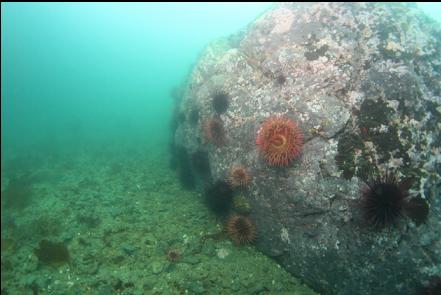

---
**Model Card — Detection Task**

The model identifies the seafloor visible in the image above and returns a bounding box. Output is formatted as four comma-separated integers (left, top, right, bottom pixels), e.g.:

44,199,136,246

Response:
1,144,318,295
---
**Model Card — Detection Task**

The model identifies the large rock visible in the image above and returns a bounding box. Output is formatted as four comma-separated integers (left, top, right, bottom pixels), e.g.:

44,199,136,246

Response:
173,3,441,295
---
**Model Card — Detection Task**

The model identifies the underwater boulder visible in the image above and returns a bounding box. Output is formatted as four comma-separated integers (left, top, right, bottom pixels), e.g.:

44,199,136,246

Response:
175,3,441,295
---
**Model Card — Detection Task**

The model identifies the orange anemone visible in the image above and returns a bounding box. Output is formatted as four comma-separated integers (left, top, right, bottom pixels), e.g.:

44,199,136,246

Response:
256,116,304,166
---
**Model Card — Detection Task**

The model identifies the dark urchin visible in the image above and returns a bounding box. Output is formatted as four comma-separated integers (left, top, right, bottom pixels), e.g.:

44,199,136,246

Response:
191,150,210,175
212,90,229,114
203,117,226,146
204,180,234,214
226,215,256,245
275,74,286,86
360,173,410,229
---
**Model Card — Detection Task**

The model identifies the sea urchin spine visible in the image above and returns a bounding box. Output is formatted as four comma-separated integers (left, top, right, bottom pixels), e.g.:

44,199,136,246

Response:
256,116,304,166
360,173,409,229
226,215,256,245
212,90,229,114
203,117,226,146
166,249,181,263
204,180,234,214
229,165,251,188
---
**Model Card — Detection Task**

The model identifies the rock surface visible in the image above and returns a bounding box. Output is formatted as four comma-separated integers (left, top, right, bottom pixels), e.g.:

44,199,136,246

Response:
174,2,441,295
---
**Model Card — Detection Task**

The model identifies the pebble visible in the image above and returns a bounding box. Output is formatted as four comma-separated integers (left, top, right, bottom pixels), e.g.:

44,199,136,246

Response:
144,235,157,246
151,261,165,274
190,281,205,294
183,256,201,265
121,244,137,256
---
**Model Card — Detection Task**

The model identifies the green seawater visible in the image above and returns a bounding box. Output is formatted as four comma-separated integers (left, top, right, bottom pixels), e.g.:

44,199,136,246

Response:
1,3,272,152
1,3,440,295
0,3,316,294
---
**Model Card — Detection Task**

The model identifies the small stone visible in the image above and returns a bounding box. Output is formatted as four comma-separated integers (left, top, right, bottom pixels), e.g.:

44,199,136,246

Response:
231,281,241,292
121,244,137,256
97,284,113,295
190,281,205,294
249,283,265,294
216,248,230,259
201,240,216,256
151,261,165,275
82,262,99,275
144,235,157,246
182,256,201,265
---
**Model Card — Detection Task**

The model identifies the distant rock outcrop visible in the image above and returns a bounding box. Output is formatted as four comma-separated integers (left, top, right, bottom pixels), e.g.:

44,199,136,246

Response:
174,3,441,294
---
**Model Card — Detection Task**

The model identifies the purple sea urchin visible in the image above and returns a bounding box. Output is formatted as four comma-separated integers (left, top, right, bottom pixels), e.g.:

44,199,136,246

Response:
228,165,251,188
226,215,256,245
203,117,226,146
166,249,181,263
